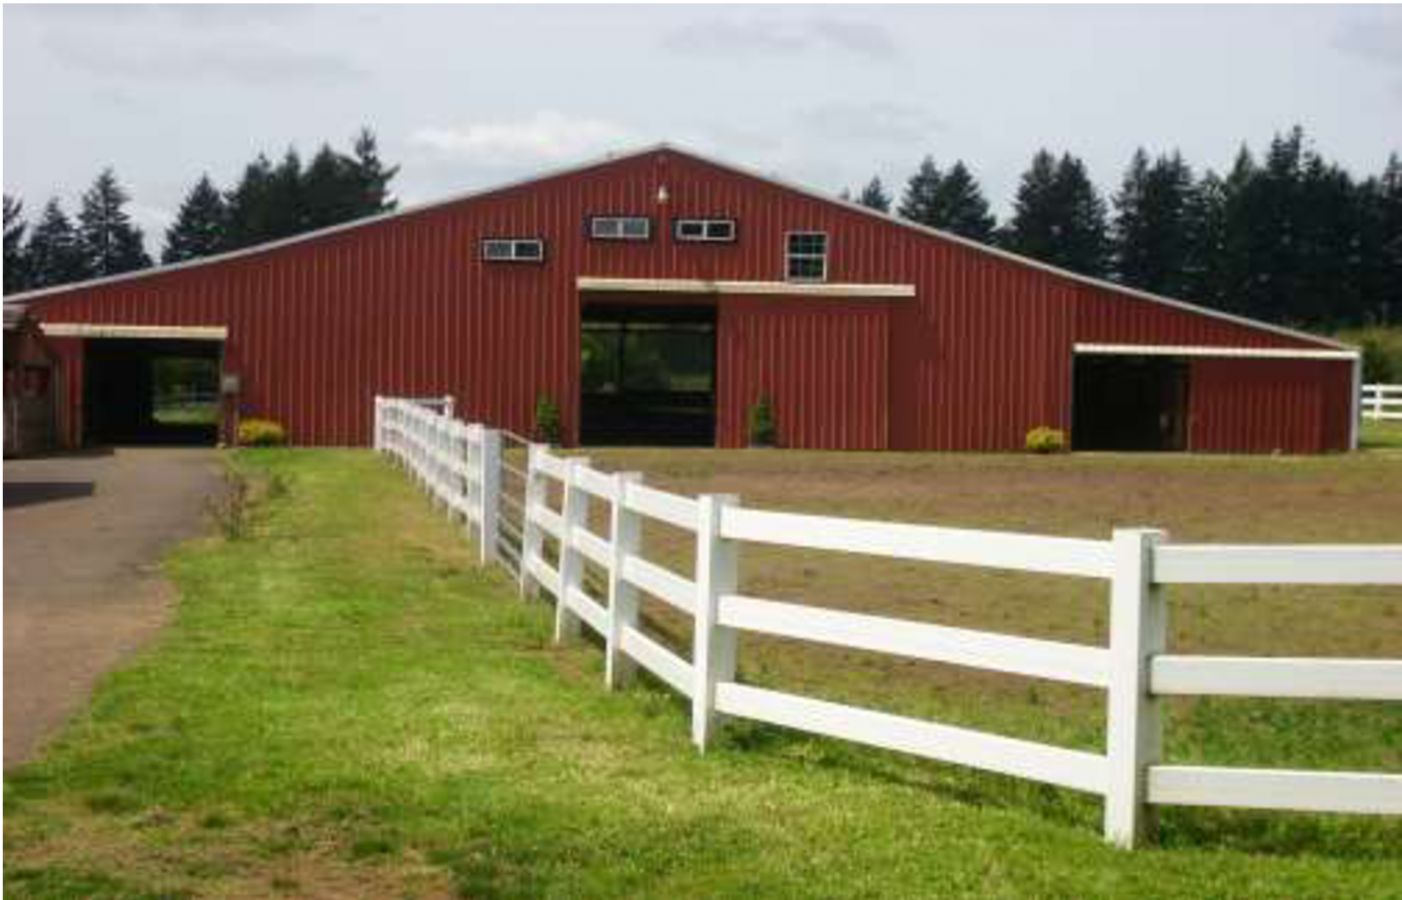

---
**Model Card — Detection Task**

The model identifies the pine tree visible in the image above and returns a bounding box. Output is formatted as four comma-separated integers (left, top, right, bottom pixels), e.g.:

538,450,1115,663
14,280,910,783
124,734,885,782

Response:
302,143,358,229
349,127,398,215
1182,171,1230,309
856,176,891,213
4,194,29,293
223,154,277,250
929,161,996,243
78,168,151,277
1004,150,1110,276
898,156,942,225
162,174,229,264
1356,154,1402,325
1112,149,1195,296
25,198,91,288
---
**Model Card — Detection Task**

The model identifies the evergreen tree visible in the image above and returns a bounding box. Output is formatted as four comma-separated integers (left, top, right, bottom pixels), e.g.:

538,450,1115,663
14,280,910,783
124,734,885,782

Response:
1356,154,1402,325
302,143,358,229
25,198,91,288
1005,150,1110,276
1112,148,1195,296
223,154,277,250
162,174,229,264
1181,171,1230,309
78,168,151,276
856,176,891,213
898,156,942,225
929,161,996,242
349,127,398,214
4,194,29,293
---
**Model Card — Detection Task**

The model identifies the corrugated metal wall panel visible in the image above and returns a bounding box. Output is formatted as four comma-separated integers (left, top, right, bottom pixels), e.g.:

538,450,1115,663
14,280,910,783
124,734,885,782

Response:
1188,357,1353,453
717,296,888,450
21,147,1349,452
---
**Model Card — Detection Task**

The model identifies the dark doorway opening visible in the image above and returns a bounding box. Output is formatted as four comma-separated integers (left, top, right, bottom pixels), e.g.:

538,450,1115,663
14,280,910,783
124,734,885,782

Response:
580,304,716,446
1072,355,1188,451
84,338,223,446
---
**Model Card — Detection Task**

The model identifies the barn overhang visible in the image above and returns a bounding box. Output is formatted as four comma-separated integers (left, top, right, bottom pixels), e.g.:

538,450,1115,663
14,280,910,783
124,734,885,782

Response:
39,323,228,342
577,276,914,299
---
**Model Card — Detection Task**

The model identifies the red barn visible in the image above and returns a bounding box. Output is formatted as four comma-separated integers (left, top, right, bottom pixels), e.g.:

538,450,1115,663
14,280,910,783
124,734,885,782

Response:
3,144,1360,453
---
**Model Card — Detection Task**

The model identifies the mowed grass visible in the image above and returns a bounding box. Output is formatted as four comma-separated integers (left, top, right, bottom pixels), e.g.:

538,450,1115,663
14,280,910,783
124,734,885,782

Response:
3,449,1400,898
1361,419,1402,450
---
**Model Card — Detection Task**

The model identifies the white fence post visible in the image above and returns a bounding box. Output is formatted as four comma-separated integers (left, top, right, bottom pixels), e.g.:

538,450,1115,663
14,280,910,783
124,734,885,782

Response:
478,428,501,565
555,457,591,642
606,471,644,689
693,493,740,751
519,443,547,600
1104,527,1168,849
373,395,383,452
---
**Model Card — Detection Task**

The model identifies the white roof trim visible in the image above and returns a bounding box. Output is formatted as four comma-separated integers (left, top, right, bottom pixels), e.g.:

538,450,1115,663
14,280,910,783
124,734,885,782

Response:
40,322,227,341
2,141,1346,353
1074,343,1358,361
577,277,913,298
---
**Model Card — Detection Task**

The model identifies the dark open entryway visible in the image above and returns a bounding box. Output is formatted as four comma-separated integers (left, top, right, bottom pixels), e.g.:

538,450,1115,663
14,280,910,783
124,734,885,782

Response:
84,338,223,445
1072,354,1188,451
580,303,716,446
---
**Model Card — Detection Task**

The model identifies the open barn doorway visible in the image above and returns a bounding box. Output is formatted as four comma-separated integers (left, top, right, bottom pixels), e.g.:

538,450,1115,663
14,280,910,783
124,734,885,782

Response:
1072,354,1188,451
84,338,223,446
580,303,716,446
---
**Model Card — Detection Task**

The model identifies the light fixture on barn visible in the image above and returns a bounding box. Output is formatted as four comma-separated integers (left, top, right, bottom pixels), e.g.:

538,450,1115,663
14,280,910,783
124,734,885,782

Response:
656,184,669,204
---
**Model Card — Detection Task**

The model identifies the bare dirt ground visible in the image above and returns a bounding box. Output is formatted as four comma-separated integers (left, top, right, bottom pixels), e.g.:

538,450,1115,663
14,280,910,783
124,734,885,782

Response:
3,447,223,768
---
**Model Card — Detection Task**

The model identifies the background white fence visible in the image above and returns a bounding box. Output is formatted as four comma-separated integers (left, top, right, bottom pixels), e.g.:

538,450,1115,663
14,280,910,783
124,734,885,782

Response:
1363,383,1402,421
374,396,1402,848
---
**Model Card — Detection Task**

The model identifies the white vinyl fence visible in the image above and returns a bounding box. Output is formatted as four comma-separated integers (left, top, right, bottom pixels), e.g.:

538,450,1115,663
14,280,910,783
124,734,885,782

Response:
1363,383,1402,421
373,396,1402,848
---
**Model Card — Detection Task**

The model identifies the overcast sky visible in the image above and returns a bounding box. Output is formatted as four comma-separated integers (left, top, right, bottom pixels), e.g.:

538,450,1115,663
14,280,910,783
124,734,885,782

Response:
4,4,1401,252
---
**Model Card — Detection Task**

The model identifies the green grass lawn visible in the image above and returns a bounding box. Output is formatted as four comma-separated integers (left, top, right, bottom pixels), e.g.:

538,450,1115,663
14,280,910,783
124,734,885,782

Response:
5,450,1401,898
1361,419,1402,450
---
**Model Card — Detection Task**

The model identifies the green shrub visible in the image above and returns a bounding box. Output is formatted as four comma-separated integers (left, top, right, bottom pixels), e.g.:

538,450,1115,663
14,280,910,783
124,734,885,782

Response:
1337,327,1402,383
533,393,562,445
237,418,287,447
1025,426,1066,454
747,394,777,447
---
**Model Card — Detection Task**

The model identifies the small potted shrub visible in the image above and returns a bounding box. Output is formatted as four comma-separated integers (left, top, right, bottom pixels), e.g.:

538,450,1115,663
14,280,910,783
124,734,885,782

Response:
237,417,287,447
1025,426,1066,454
533,393,562,445
747,394,777,448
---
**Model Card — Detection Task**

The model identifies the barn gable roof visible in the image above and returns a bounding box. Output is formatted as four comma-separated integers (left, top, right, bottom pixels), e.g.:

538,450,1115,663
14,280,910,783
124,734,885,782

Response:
3,142,1349,352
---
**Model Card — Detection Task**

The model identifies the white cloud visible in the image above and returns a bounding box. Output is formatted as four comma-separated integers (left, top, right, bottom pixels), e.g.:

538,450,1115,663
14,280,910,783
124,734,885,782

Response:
407,112,640,165
661,16,896,60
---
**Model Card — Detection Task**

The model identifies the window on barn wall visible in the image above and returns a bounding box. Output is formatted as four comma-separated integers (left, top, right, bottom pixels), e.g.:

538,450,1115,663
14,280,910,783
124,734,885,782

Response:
590,216,651,240
786,232,827,282
673,218,737,242
481,238,545,262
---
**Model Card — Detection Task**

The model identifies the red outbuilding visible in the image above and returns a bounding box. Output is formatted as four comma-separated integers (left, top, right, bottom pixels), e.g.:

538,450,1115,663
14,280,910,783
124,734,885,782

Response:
2,145,1360,453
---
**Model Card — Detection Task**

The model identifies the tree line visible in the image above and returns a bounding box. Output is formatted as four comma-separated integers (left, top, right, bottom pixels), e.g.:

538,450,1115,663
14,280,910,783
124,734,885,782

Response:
4,127,396,293
6,125,1398,333
846,125,1400,330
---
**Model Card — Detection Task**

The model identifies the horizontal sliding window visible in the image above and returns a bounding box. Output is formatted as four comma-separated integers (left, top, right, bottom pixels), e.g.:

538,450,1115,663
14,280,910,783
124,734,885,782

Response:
590,216,651,241
786,232,827,282
481,238,545,262
674,218,737,243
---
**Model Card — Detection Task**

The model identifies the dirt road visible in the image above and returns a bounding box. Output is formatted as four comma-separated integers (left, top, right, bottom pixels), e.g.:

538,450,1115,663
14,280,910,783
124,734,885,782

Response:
3,447,223,768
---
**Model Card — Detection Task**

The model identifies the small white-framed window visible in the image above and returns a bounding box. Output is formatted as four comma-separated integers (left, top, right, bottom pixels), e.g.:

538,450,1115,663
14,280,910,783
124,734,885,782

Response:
590,216,651,240
481,238,545,262
674,218,737,243
786,232,827,282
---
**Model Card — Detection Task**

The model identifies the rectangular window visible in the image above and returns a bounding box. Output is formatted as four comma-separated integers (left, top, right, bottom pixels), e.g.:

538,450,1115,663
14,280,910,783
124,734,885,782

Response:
481,238,545,262
786,232,827,282
673,218,737,243
590,216,651,241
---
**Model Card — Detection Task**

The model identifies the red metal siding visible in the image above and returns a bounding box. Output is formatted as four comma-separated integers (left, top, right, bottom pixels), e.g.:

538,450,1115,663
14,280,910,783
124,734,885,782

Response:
18,147,1349,452
1074,283,1325,349
717,296,888,449
1188,358,1353,453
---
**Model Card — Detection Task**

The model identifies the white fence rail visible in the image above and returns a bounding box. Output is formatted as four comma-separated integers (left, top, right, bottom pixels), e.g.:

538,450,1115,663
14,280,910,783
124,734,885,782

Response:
373,396,1402,848
1363,383,1402,421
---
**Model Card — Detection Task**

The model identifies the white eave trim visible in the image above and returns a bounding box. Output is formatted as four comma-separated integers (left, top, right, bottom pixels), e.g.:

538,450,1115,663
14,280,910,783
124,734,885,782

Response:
1073,343,1358,361
577,276,914,298
40,322,228,341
